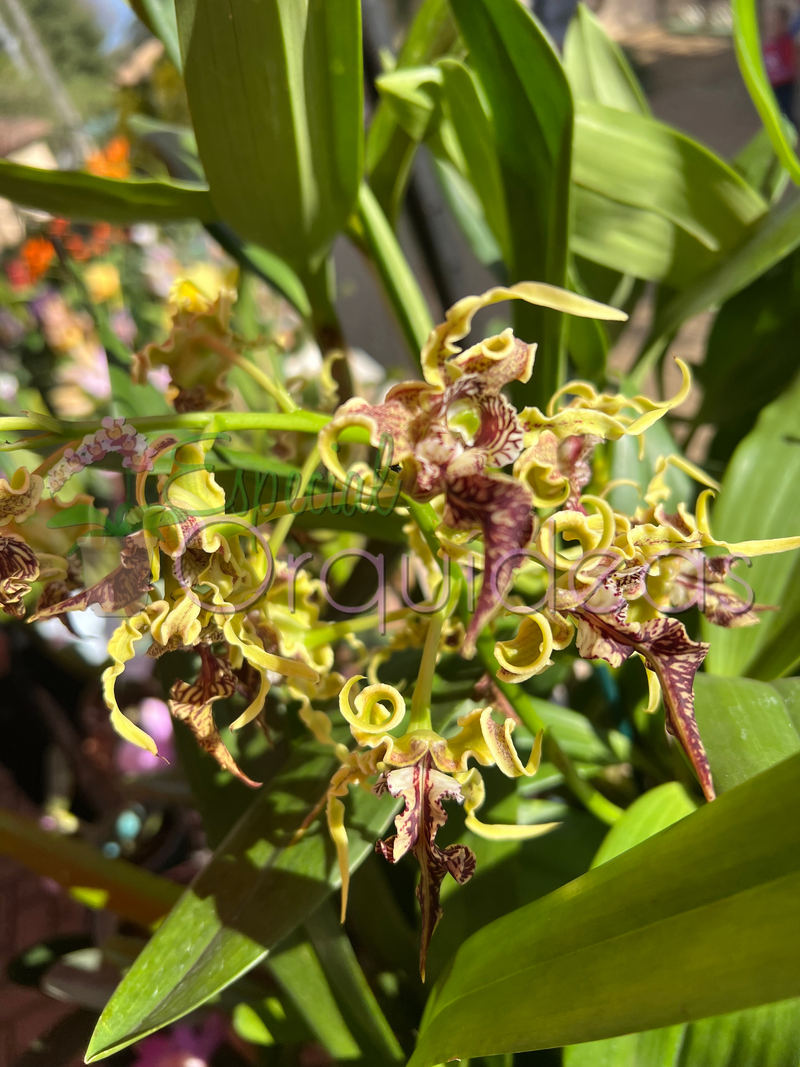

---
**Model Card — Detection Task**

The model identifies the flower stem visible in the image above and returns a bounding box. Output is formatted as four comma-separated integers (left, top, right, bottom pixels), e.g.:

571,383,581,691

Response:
269,446,321,555
476,635,623,826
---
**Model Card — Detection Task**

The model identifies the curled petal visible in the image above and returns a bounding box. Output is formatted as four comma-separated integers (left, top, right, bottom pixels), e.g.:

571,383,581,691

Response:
327,794,350,921
170,646,259,788
431,707,542,778
625,359,692,433
339,675,407,736
135,285,237,412
421,282,625,390
0,468,43,526
644,455,720,508
0,532,39,617
318,383,432,483
696,489,800,558
102,609,159,754
460,768,560,841
495,613,554,684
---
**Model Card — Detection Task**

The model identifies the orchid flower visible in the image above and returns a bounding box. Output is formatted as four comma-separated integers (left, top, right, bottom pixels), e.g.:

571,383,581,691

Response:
320,283,627,657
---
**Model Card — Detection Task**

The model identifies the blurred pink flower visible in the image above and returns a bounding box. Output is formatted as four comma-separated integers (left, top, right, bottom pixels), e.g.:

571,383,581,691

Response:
132,1014,227,1067
116,698,175,774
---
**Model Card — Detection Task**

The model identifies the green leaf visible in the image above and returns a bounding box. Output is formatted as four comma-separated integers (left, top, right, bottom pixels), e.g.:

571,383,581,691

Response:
563,3,650,115
694,676,800,794
85,740,397,1061
732,0,800,186
566,999,800,1067
0,809,180,926
702,374,800,679
0,160,215,224
438,58,512,265
176,0,363,272
432,156,504,268
644,193,800,356
449,0,573,407
409,750,800,1065
573,102,766,253
266,934,360,1060
733,126,794,205
375,66,443,143
365,0,458,221
130,0,182,71
305,900,405,1062
571,185,715,287
608,414,692,516
591,782,697,868
357,182,434,359
695,247,800,462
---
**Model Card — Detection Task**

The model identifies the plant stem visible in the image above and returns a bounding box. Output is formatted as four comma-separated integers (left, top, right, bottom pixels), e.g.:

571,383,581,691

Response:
269,446,321,555
476,635,622,826
231,352,297,413
357,183,434,364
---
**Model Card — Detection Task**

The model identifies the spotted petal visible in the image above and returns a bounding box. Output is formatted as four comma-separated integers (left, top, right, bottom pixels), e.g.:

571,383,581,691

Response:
421,282,626,389
0,468,43,526
0,532,39,617
170,645,260,788
377,756,476,979
443,471,533,657
576,610,713,801
31,532,151,620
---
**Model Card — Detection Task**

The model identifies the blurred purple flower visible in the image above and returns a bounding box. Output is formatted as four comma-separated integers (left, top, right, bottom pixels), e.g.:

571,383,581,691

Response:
111,307,138,347
132,1014,227,1067
116,698,175,774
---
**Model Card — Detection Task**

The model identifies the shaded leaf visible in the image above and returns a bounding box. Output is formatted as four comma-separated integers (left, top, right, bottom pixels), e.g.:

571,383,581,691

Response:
694,676,800,793
731,0,800,185
563,2,650,115
410,750,800,1064
449,0,573,407
0,809,180,926
176,0,363,271
702,374,800,679
85,740,397,1060
0,160,214,224
130,0,181,71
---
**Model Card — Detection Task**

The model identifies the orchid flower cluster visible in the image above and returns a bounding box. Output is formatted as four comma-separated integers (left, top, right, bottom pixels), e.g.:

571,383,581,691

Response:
1,282,797,976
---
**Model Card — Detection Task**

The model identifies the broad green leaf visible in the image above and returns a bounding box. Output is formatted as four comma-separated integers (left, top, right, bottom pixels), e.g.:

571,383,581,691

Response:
702,374,800,679
357,182,434,358
694,676,800,793
571,185,717,287
566,1027,684,1067
438,58,512,265
732,0,800,186
573,103,766,253
410,750,800,1065
85,740,397,1060
375,66,443,143
591,783,697,868
571,783,800,1067
306,900,405,1062
176,0,363,272
695,247,800,463
564,3,650,115
130,0,181,71
0,160,215,224
733,125,793,205
432,156,504,268
647,193,800,347
566,999,800,1067
266,934,360,1060
449,0,573,407
0,809,180,925
366,0,458,221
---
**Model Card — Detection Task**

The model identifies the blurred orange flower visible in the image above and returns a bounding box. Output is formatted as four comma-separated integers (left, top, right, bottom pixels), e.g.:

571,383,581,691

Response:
22,235,55,280
86,136,130,179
